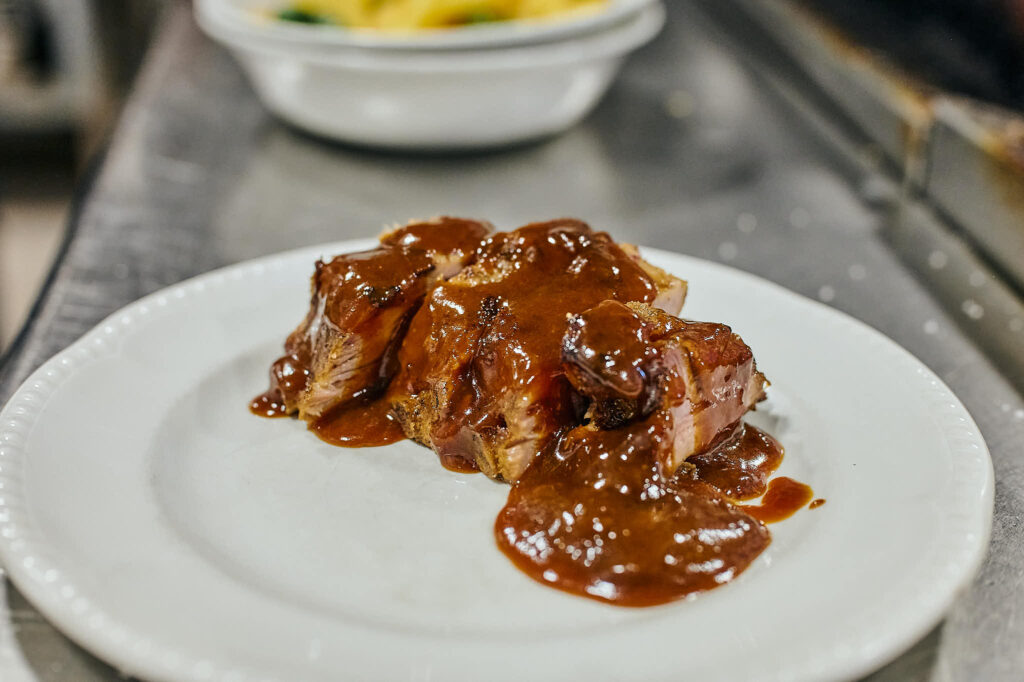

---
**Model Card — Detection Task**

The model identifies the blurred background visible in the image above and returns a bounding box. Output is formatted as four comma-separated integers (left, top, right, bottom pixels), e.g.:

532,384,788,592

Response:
0,0,160,348
0,0,1022,359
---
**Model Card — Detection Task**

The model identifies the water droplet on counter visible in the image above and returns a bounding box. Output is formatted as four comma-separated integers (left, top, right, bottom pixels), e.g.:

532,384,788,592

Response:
848,264,867,280
961,299,984,320
928,251,948,269
923,319,939,335
968,271,986,287
737,213,757,234
818,285,836,302
717,242,738,261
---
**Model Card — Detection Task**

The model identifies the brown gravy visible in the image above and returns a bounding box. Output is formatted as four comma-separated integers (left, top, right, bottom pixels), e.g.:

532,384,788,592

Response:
250,352,312,418
743,477,814,523
249,390,291,418
688,423,785,500
311,398,406,447
390,222,662,479
495,422,797,606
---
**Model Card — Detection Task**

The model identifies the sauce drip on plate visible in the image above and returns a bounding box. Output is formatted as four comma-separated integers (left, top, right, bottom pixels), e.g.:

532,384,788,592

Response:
495,420,794,606
312,398,406,447
742,477,815,523
688,423,785,500
249,390,291,418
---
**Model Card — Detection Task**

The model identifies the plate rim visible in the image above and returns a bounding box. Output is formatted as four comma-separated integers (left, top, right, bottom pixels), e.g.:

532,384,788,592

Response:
0,240,995,682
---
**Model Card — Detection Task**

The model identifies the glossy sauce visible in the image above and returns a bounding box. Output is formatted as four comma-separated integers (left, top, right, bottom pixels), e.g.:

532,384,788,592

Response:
688,423,785,500
743,477,814,523
561,300,767,476
496,419,790,606
810,498,827,509
311,398,406,447
392,221,661,479
252,351,313,417
249,390,291,417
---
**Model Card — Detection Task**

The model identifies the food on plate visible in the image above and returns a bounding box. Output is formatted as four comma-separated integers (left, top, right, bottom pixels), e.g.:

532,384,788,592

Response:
251,217,491,420
275,0,607,30
389,219,685,480
253,217,812,605
496,300,781,603
561,300,768,473
497,422,776,605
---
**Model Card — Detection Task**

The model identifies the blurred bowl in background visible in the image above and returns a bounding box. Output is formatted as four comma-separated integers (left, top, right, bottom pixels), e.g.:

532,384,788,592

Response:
196,2,664,150
196,0,658,50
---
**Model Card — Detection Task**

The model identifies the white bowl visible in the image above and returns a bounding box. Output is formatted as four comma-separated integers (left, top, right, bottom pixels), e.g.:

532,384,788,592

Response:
197,3,665,150
196,0,658,50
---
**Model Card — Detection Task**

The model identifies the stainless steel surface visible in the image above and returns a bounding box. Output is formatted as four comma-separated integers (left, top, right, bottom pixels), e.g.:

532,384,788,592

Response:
724,0,1024,318
707,0,1024,405
1,1,1023,680
890,198,1024,392
731,0,932,175
926,101,1024,292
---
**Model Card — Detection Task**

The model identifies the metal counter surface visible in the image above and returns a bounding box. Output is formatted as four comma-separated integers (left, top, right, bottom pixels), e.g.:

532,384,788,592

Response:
1,2,1022,680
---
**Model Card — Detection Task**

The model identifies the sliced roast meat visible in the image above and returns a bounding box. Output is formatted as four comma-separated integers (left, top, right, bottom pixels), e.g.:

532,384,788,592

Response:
389,219,686,481
264,217,491,420
618,243,687,314
561,300,767,474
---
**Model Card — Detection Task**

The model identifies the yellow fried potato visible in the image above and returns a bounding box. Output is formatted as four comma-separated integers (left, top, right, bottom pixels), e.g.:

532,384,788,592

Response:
285,0,606,29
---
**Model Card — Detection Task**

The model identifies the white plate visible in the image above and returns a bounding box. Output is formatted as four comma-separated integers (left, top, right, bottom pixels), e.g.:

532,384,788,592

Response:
0,241,993,682
197,0,657,50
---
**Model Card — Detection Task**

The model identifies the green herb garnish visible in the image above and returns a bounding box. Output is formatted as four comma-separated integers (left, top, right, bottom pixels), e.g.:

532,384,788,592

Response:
277,8,333,24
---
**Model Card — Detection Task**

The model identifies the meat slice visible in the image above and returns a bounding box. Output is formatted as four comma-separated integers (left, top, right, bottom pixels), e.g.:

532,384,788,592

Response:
618,243,687,314
264,217,491,420
389,219,686,481
561,300,767,474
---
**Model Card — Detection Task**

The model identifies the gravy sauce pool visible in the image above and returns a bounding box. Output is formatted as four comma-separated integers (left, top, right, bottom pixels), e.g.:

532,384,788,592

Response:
495,421,798,606
311,398,406,447
743,477,814,523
